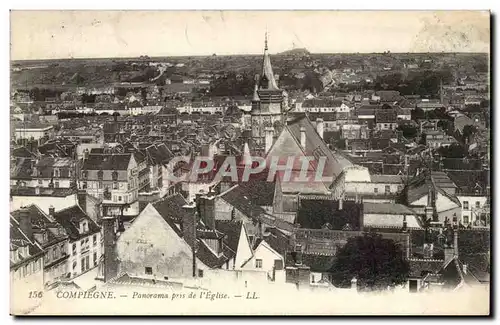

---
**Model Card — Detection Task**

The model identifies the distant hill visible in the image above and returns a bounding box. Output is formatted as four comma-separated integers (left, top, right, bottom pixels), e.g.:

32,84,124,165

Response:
277,48,311,56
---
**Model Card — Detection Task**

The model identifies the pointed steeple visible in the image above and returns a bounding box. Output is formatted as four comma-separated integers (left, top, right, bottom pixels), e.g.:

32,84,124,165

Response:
261,32,279,91
243,142,252,166
252,83,260,102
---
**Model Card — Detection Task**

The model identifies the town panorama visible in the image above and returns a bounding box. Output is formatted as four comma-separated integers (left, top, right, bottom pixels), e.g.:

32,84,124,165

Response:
10,32,490,315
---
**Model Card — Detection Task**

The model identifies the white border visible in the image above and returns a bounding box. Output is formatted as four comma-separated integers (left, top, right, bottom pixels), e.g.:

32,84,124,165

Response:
1,1,498,324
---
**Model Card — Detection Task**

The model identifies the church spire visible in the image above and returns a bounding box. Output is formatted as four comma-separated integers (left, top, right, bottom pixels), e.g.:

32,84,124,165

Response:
261,32,279,91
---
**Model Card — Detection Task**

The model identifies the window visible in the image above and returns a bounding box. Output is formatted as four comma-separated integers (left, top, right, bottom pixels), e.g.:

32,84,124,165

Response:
93,252,98,266
385,185,391,194
112,171,118,181
72,243,76,256
55,181,60,188
97,170,103,180
61,244,65,256
53,168,60,178
98,181,103,189
145,267,153,275
463,201,469,210
52,247,58,260
475,201,481,209
118,196,122,202
198,269,204,278
72,261,77,270
93,235,97,246
463,216,469,224
255,259,263,268
113,182,119,190
82,170,88,179
374,187,379,194
82,181,87,189
38,179,42,185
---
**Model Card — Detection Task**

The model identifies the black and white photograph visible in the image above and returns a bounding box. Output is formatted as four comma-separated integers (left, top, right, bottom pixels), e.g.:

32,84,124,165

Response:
8,10,491,315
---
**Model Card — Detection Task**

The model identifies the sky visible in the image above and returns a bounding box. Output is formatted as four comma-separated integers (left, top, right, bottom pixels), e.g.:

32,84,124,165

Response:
10,11,490,60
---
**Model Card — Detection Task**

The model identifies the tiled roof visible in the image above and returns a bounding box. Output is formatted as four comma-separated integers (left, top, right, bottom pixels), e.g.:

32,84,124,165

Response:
82,153,132,171
10,157,33,179
285,252,336,273
11,205,68,248
363,202,416,215
10,217,44,269
214,220,242,253
52,205,101,240
11,187,76,197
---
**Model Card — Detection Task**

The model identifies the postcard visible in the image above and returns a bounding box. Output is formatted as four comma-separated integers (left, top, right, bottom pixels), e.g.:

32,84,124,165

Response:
9,10,490,315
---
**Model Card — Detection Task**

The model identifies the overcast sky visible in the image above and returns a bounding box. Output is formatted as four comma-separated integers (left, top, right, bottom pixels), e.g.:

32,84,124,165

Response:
10,11,490,60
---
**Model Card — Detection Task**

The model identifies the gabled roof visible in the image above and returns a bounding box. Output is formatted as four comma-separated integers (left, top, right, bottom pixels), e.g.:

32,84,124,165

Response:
52,205,100,240
82,153,132,171
11,205,68,247
214,220,243,253
10,216,44,269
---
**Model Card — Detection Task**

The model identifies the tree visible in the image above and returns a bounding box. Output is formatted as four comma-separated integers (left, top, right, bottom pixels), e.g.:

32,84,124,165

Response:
462,125,478,141
397,124,418,139
411,107,425,121
419,132,427,145
329,233,409,291
437,143,466,158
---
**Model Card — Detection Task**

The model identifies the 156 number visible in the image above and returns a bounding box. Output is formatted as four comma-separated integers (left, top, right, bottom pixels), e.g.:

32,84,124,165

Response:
28,291,43,299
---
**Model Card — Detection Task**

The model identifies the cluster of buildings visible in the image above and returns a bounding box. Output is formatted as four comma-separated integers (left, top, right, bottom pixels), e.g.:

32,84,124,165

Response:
10,36,490,313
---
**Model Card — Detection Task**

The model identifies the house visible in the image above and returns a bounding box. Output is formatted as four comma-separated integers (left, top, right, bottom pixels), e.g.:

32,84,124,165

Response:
81,153,141,217
447,170,490,226
11,205,70,287
362,202,422,230
375,109,397,131
343,172,405,198
240,238,286,282
10,187,79,214
110,194,233,281
14,123,55,146
425,130,458,149
341,124,369,140
396,107,412,121
403,173,461,225
52,205,102,279
31,157,76,189
10,215,45,314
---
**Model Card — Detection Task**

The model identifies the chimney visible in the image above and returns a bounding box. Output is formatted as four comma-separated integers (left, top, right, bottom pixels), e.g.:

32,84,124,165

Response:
300,126,306,149
294,244,303,266
264,127,274,154
402,215,407,232
316,118,324,139
182,202,197,247
19,209,33,241
351,277,358,291
48,206,55,219
102,216,118,282
182,202,197,278
199,195,215,230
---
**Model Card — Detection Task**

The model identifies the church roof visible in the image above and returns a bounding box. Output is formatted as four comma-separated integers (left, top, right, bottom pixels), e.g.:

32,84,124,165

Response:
261,34,279,91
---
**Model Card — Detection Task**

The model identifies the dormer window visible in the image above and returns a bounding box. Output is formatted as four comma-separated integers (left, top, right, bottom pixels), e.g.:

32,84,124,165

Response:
82,170,88,179
80,220,89,234
112,170,118,181
97,170,103,180
53,168,60,178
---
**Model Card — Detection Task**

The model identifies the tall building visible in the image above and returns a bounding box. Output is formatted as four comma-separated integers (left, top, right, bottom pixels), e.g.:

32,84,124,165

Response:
250,34,286,153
